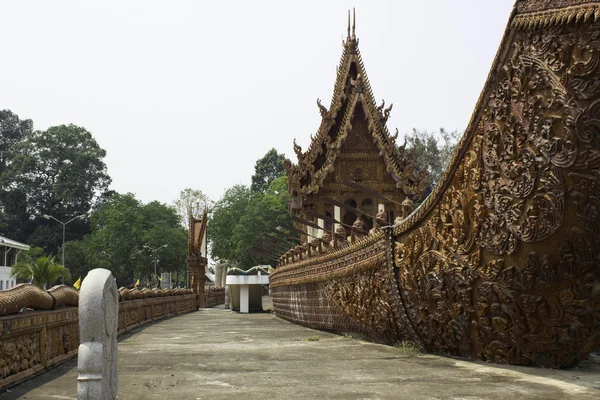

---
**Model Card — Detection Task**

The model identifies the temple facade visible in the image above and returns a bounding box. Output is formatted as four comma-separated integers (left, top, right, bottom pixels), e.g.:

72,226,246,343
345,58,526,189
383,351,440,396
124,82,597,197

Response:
284,11,426,236
187,208,208,308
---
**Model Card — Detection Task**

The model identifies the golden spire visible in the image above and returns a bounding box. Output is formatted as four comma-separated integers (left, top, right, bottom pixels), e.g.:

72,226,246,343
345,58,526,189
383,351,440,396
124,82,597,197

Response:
347,9,351,40
352,8,356,40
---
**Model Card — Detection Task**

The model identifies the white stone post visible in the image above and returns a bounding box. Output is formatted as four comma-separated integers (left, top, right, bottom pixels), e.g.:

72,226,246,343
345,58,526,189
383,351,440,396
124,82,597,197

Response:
224,285,230,309
240,284,249,314
221,268,227,288
334,206,341,233
214,264,223,289
317,218,324,238
77,268,118,400
378,203,385,213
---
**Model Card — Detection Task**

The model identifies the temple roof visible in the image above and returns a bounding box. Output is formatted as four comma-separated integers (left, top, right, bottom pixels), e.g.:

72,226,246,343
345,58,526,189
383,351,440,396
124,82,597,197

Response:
285,10,426,199
188,207,208,258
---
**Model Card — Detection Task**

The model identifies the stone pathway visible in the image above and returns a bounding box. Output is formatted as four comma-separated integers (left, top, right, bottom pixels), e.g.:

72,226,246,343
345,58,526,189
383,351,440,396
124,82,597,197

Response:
1,298,599,399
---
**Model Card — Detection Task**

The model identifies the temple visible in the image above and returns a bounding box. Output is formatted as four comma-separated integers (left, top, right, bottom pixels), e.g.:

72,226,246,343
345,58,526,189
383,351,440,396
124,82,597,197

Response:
284,9,427,234
187,207,208,308
273,0,600,369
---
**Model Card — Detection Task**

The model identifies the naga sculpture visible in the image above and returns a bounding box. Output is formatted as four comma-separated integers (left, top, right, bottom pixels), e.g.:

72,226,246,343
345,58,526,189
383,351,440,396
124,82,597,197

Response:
271,0,600,368
0,283,193,316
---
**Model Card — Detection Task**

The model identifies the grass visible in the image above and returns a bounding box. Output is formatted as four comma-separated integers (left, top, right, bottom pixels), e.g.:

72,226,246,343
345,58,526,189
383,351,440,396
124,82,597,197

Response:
305,336,320,342
393,341,424,354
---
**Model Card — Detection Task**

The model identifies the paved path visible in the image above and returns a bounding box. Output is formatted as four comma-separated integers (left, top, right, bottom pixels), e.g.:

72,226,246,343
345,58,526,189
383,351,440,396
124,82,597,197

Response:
2,298,600,399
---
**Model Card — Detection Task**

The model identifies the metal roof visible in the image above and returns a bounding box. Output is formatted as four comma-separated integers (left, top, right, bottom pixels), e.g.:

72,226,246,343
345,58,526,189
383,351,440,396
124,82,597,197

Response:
0,235,30,251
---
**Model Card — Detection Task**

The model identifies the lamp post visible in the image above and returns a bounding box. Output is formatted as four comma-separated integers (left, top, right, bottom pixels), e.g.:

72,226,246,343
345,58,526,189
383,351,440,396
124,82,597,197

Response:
144,244,168,284
43,213,85,282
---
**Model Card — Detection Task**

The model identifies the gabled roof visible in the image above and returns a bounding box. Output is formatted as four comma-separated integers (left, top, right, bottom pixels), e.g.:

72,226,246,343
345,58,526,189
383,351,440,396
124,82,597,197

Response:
285,10,427,199
0,235,30,251
188,207,208,258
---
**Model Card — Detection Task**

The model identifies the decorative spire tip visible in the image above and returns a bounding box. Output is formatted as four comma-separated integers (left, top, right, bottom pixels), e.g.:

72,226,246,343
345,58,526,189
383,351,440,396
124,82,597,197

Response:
352,8,356,39
347,10,351,39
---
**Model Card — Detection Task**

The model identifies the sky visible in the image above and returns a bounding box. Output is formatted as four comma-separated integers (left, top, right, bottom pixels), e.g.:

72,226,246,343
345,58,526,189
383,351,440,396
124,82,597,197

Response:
0,0,516,206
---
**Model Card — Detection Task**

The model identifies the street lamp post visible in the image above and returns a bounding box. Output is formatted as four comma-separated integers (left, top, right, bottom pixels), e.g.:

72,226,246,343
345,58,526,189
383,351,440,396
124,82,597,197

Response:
43,213,85,282
144,244,168,285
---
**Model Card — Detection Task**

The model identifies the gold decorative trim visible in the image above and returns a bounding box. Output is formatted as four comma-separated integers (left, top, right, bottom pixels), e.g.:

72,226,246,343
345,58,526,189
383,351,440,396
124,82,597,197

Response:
513,3,600,29
270,232,386,287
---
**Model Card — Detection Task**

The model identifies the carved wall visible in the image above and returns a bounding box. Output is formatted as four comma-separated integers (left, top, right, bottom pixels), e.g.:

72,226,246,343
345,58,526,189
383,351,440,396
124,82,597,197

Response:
206,287,225,308
392,15,600,367
272,233,419,344
272,0,600,368
0,294,197,391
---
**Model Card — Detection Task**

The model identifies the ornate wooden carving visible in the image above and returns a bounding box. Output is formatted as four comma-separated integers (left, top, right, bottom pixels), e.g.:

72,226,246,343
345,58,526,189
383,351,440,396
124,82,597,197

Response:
188,208,208,308
272,0,600,368
284,17,427,227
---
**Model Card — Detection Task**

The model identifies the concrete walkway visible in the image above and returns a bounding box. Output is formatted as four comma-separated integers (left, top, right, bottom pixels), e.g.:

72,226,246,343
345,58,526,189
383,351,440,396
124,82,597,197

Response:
2,298,599,400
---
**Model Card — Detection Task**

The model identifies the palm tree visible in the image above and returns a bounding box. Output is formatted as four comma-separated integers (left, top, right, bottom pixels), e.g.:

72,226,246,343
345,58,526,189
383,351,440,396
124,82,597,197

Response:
11,254,71,289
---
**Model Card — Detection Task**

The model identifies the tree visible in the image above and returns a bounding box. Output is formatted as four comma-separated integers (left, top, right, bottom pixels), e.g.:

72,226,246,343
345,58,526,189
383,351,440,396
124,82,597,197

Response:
404,128,459,193
141,200,188,282
234,176,292,266
209,185,255,263
11,247,71,289
251,149,287,193
3,124,111,254
0,110,32,177
73,193,188,285
173,188,210,230
80,193,145,281
0,110,34,240
209,177,293,268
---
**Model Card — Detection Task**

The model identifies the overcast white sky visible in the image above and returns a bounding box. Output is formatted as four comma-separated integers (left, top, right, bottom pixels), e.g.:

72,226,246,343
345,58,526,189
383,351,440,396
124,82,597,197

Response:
1,0,515,205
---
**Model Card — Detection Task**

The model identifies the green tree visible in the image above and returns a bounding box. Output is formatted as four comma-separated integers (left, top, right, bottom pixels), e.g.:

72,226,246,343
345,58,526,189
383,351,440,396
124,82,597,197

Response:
81,193,145,282
209,185,255,263
0,110,34,240
141,201,188,282
11,247,71,289
210,177,293,268
173,188,210,230
404,128,459,192
234,176,292,266
250,148,286,193
0,110,32,177
7,124,111,253
75,193,188,286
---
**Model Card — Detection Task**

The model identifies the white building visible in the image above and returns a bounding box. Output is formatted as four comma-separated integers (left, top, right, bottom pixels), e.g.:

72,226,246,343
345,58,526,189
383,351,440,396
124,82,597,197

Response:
0,235,30,290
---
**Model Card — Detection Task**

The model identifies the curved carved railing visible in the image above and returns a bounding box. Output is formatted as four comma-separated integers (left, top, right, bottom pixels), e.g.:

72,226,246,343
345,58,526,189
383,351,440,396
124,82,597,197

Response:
272,232,420,344
272,0,600,368
0,283,193,316
0,284,79,316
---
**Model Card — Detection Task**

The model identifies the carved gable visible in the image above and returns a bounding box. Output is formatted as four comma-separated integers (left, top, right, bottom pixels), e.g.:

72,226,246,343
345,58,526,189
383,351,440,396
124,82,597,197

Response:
285,13,427,228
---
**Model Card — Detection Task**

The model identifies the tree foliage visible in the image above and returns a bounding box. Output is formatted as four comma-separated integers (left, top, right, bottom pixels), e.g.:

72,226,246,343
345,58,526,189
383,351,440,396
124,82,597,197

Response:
0,110,194,287
173,188,210,230
11,248,71,289
70,193,188,285
404,128,459,194
0,117,111,255
209,185,254,264
250,148,286,193
210,148,292,268
0,110,34,240
234,176,292,266
12,124,111,218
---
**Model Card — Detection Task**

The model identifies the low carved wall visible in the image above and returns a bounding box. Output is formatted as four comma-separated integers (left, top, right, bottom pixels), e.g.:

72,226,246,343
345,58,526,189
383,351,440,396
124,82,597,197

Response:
0,294,196,390
206,287,225,308
272,1,600,369
272,233,419,344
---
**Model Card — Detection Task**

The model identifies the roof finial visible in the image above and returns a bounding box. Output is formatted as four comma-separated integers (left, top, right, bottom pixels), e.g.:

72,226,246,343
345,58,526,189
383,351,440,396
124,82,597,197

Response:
347,9,351,40
352,8,356,39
